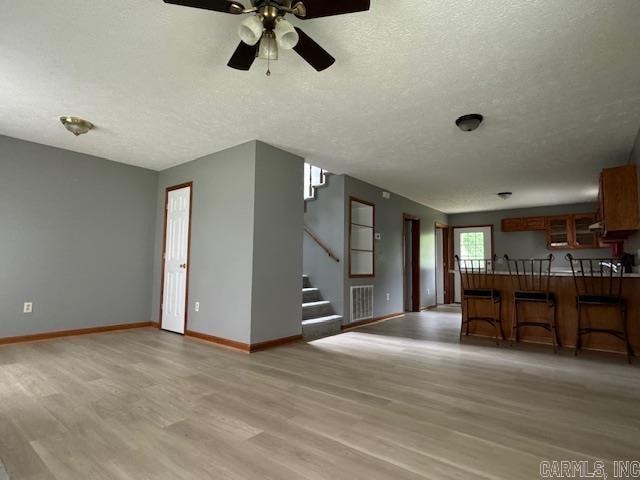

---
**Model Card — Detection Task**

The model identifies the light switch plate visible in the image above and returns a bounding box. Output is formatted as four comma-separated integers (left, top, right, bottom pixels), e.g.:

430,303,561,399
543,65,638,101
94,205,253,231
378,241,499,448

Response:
23,302,33,314
194,302,200,312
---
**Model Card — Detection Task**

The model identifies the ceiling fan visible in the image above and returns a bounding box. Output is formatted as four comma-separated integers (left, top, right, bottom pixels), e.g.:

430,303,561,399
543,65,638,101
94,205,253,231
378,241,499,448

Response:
163,0,370,73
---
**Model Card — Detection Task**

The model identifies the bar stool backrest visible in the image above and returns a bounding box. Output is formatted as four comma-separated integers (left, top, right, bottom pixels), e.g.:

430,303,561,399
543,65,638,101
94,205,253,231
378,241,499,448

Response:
504,254,554,293
565,253,624,298
455,255,497,291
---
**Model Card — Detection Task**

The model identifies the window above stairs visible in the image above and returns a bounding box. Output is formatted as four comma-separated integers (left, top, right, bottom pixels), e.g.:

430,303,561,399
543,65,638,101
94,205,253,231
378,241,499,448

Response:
304,163,328,200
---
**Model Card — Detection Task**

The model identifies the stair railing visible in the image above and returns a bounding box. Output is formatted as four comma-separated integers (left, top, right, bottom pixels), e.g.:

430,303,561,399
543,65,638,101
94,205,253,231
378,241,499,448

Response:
304,225,340,263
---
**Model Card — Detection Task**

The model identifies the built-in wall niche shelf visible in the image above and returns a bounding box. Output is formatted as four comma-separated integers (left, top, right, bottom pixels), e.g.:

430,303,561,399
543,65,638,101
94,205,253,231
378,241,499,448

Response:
349,197,375,277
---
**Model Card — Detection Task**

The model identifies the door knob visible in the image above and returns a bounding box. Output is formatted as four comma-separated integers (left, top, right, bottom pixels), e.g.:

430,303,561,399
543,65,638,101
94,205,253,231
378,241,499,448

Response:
180,263,187,269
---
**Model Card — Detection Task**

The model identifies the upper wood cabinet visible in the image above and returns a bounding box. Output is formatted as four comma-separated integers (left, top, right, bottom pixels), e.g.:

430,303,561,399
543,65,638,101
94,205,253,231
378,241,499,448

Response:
501,216,546,232
598,164,640,240
524,216,547,231
546,215,571,249
545,213,601,250
572,213,600,249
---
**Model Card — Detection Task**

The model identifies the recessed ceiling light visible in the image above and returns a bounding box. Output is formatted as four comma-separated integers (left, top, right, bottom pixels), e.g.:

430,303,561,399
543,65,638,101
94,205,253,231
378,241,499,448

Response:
59,116,94,136
456,114,484,132
497,192,513,200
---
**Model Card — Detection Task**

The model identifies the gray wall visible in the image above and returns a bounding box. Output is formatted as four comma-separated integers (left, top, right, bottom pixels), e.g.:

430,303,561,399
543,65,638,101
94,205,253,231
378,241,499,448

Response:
151,141,304,345
342,176,448,323
303,174,345,318
250,142,304,344
0,135,157,337
449,202,608,268
151,142,257,343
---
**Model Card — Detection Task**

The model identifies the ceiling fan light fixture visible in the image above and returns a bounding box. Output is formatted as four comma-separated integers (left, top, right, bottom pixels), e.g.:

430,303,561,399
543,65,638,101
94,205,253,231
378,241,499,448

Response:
59,116,94,136
163,0,372,72
274,18,299,49
456,113,484,132
258,31,278,60
238,14,264,46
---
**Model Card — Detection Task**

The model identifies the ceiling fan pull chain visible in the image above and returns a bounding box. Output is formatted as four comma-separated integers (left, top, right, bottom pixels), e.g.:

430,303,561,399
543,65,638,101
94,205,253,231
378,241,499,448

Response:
266,34,272,76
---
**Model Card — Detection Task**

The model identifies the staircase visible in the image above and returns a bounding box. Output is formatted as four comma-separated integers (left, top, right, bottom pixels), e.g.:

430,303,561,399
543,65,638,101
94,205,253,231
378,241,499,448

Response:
302,274,342,340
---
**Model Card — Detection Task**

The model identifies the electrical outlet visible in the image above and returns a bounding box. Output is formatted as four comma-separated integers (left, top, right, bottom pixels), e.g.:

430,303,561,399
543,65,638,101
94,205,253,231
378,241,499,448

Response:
23,302,33,314
194,302,200,312
386,293,390,301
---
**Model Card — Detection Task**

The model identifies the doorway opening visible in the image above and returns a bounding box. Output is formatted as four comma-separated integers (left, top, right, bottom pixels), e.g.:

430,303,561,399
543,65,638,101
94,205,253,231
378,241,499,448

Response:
452,225,493,303
403,215,421,312
160,182,193,335
435,223,452,305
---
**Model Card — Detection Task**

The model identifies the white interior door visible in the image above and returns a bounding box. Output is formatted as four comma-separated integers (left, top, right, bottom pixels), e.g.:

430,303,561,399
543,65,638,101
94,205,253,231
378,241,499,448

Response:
453,226,492,303
162,185,191,334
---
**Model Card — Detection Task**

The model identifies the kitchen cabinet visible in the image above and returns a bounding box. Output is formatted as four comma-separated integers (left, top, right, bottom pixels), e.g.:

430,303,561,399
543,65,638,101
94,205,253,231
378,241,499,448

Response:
597,165,640,240
546,215,571,249
501,216,546,232
572,214,600,249
545,213,601,250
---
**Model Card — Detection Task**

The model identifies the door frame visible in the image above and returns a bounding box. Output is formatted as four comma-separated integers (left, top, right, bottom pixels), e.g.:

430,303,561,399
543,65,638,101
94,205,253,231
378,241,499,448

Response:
434,222,453,305
159,182,193,334
402,214,421,312
451,224,494,303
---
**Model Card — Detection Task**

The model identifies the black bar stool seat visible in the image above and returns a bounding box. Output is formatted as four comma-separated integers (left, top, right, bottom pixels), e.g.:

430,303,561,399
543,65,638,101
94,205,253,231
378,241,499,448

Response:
514,291,555,302
464,289,501,300
577,294,622,305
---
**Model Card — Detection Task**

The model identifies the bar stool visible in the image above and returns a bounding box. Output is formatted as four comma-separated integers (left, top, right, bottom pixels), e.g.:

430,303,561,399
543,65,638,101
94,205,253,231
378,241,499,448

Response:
504,254,561,352
455,255,504,345
566,254,633,364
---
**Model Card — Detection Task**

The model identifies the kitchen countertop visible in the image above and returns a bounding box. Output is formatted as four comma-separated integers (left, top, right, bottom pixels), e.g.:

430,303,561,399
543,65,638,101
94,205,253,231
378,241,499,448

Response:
449,269,640,278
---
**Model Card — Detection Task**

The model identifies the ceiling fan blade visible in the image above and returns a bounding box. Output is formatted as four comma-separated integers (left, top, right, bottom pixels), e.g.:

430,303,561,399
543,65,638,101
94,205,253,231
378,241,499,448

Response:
295,0,370,19
163,0,245,14
227,41,259,70
292,28,335,72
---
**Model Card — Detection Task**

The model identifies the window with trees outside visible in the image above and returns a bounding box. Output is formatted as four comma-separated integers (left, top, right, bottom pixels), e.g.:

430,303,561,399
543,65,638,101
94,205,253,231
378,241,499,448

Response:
460,232,485,260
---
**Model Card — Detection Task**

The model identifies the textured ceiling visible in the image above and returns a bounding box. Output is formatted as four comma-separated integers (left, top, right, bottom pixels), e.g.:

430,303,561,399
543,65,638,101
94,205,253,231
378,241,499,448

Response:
1,0,640,213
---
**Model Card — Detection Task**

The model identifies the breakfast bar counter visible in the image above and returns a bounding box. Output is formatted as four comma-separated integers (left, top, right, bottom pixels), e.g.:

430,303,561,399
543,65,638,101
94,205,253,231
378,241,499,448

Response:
456,271,640,354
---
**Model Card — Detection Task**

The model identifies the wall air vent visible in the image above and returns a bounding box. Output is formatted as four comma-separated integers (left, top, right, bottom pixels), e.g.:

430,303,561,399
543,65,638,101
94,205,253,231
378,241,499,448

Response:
350,285,373,322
